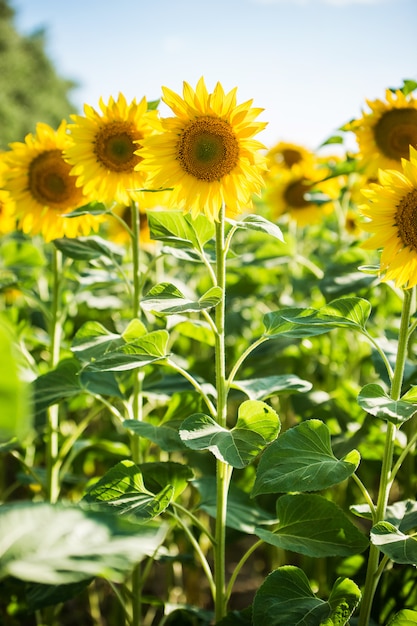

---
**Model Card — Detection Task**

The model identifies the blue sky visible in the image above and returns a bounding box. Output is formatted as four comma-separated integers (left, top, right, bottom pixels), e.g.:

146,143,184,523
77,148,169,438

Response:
12,0,417,151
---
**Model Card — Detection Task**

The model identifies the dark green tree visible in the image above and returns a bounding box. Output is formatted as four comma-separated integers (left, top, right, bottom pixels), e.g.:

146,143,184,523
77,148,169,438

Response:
0,0,77,150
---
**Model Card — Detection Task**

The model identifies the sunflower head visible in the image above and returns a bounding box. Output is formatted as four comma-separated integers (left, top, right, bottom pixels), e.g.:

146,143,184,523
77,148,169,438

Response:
65,93,160,205
349,89,417,177
266,141,314,175
263,162,337,227
0,155,16,236
139,77,268,221
360,145,417,289
3,121,101,242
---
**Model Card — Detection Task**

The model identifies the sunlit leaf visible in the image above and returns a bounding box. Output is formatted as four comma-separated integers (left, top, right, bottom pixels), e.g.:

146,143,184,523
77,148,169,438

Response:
0,501,167,584
123,420,186,452
233,214,284,242
179,400,280,469
371,521,417,565
357,384,417,424
252,566,361,626
71,322,122,362
387,609,417,625
252,419,360,496
141,282,222,314
53,235,124,261
83,460,174,519
140,461,194,500
62,202,107,217
147,210,215,249
256,494,368,557
232,374,312,401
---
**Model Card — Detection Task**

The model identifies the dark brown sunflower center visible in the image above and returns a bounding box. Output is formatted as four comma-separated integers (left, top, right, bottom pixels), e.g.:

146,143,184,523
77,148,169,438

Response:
283,179,311,208
176,116,239,182
374,108,417,161
94,122,142,172
29,149,83,208
282,148,303,168
395,189,417,251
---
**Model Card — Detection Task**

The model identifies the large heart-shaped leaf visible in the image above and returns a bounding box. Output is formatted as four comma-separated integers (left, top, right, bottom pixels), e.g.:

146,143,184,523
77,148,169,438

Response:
263,297,371,339
147,210,215,249
179,400,280,468
141,282,222,315
232,375,312,401
83,460,174,519
252,419,360,496
371,522,417,565
256,494,368,557
252,566,361,626
232,214,284,242
358,384,417,424
0,502,167,584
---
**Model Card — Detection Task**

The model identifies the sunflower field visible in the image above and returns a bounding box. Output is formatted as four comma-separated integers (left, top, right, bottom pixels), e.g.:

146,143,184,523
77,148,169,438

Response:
1,77,417,626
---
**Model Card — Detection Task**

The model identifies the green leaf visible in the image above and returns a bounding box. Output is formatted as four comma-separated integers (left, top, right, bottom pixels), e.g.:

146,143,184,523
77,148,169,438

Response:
371,521,417,565
147,210,215,249
179,400,280,469
33,358,82,416
62,201,107,217
141,282,222,315
172,318,215,346
252,566,361,626
357,383,417,424
252,419,360,496
233,214,284,242
193,476,276,534
121,318,147,342
123,420,186,452
232,374,312,401
140,461,194,500
83,330,169,372
53,235,124,261
263,297,371,339
0,322,32,442
263,307,326,338
256,494,368,557
387,609,417,625
71,322,123,362
83,460,174,519
0,501,167,584
317,297,371,329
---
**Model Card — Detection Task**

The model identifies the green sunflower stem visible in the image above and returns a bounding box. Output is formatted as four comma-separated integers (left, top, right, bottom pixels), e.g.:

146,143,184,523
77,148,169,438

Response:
130,201,144,626
46,246,63,503
358,287,413,626
130,200,143,465
214,206,231,621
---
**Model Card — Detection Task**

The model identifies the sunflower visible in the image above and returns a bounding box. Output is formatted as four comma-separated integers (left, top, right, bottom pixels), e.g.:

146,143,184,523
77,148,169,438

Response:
349,89,417,177
65,93,160,205
3,121,100,242
0,156,16,236
263,163,337,227
360,146,417,289
266,141,314,174
138,77,267,221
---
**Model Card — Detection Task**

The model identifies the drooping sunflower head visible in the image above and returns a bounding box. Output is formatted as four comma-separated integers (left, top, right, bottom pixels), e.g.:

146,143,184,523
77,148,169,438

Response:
349,89,417,177
360,145,417,289
3,121,101,242
139,77,268,221
65,93,160,205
